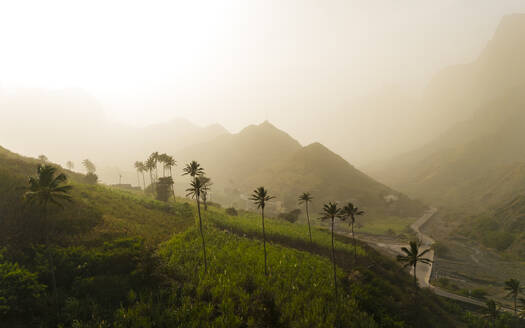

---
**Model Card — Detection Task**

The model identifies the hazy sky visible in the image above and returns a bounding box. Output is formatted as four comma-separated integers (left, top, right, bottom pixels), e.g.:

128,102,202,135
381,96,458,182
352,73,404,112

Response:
1,1,525,135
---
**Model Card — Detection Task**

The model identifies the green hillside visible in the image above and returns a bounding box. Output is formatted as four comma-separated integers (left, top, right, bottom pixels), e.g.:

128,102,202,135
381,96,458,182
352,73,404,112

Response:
0,146,488,327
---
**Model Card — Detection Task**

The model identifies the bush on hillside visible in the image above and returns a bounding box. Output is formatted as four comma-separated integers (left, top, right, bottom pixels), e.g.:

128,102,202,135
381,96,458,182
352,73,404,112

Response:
225,207,238,216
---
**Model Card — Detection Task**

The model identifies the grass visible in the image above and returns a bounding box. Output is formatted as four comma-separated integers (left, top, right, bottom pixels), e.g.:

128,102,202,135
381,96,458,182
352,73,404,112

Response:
155,227,376,328
205,207,366,258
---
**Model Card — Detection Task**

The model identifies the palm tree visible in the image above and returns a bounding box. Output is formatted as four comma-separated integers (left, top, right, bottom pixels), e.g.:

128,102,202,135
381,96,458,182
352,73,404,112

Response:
82,159,96,174
342,202,364,263
249,187,275,276
151,151,160,180
145,155,156,191
134,161,144,189
66,161,74,171
182,160,204,177
200,176,212,210
186,176,210,273
396,240,433,288
298,192,313,244
483,299,500,328
504,278,523,314
319,202,343,298
24,164,72,309
163,155,177,200
135,161,146,191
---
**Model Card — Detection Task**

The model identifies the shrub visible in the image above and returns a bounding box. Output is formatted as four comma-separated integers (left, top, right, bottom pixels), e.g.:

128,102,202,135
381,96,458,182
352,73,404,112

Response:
225,207,238,216
0,254,45,318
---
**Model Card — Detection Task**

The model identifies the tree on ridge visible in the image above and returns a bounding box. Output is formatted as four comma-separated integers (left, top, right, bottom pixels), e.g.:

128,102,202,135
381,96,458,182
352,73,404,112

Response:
298,192,313,244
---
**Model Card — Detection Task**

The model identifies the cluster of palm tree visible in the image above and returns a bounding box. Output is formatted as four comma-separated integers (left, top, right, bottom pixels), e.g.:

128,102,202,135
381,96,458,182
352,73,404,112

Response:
483,278,524,328
250,189,366,298
134,152,176,198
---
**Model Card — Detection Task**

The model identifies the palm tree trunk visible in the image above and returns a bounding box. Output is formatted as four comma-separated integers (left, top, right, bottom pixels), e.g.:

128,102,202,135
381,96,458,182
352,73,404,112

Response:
352,220,357,263
262,207,268,276
514,296,517,314
169,167,175,201
331,217,338,298
141,172,146,192
306,202,312,244
197,198,207,273
136,171,140,188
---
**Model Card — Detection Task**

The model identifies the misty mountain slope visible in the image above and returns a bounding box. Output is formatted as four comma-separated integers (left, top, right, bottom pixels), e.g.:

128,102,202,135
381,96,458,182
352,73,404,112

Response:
176,121,423,219
241,142,423,217
368,14,525,210
334,14,525,166
175,121,302,185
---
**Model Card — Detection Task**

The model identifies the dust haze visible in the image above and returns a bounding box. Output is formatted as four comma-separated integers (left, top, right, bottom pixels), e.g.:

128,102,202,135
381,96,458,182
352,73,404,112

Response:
2,0,525,175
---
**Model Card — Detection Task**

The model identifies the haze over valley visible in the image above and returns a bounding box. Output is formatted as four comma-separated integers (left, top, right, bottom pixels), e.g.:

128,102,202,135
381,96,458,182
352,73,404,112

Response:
2,2,525,327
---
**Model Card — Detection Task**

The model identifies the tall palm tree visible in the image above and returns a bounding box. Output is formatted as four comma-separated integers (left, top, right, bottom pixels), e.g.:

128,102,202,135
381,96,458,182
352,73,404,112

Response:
342,202,364,263
249,187,275,276
145,155,156,191
182,160,204,178
25,164,72,309
66,161,74,171
134,161,144,189
151,151,160,180
298,192,313,244
186,176,210,273
199,176,212,211
504,278,523,314
163,155,177,200
319,202,344,298
397,240,433,288
82,159,96,174
137,161,146,191
483,300,500,328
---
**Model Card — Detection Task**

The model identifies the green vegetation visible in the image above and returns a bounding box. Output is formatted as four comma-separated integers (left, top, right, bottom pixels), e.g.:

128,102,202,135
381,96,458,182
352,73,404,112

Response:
1,146,521,327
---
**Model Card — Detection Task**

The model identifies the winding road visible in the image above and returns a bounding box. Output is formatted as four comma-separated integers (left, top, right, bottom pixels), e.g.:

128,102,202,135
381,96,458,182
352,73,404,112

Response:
353,208,513,311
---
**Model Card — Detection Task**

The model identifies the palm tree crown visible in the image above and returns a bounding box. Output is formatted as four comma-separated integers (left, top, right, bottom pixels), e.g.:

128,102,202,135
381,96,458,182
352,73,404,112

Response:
319,202,343,222
186,176,210,200
182,160,204,177
25,165,73,208
250,187,275,209
342,203,364,224
298,192,313,204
